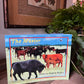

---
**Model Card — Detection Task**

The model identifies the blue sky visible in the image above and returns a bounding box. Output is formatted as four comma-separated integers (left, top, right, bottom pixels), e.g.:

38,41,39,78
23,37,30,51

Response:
5,34,72,47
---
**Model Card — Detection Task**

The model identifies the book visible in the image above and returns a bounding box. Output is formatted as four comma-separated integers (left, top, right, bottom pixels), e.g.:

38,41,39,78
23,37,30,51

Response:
5,34,72,84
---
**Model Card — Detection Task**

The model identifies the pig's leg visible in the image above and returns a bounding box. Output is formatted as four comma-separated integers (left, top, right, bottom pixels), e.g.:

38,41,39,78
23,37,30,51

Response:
28,72,31,79
61,62,63,67
46,63,49,68
24,54,25,60
53,63,56,68
13,72,17,80
18,73,24,80
58,63,60,67
34,71,37,78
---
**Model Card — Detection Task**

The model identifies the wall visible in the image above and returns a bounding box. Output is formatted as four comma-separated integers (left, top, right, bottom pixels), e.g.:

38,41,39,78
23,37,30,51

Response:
0,0,46,59
66,0,73,8
66,0,83,8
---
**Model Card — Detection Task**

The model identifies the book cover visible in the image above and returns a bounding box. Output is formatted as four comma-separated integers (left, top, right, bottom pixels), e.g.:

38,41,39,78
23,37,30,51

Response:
5,34,72,84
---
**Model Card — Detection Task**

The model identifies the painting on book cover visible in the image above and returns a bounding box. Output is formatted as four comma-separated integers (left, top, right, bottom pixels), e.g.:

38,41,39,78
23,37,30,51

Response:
28,0,57,10
5,34,72,84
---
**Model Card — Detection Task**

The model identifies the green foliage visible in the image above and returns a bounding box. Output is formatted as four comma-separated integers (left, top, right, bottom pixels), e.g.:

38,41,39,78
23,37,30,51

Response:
64,30,78,42
64,30,84,76
45,0,84,77
46,0,84,33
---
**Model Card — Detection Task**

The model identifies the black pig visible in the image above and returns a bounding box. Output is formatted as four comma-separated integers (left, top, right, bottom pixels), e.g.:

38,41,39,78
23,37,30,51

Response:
10,60,45,80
